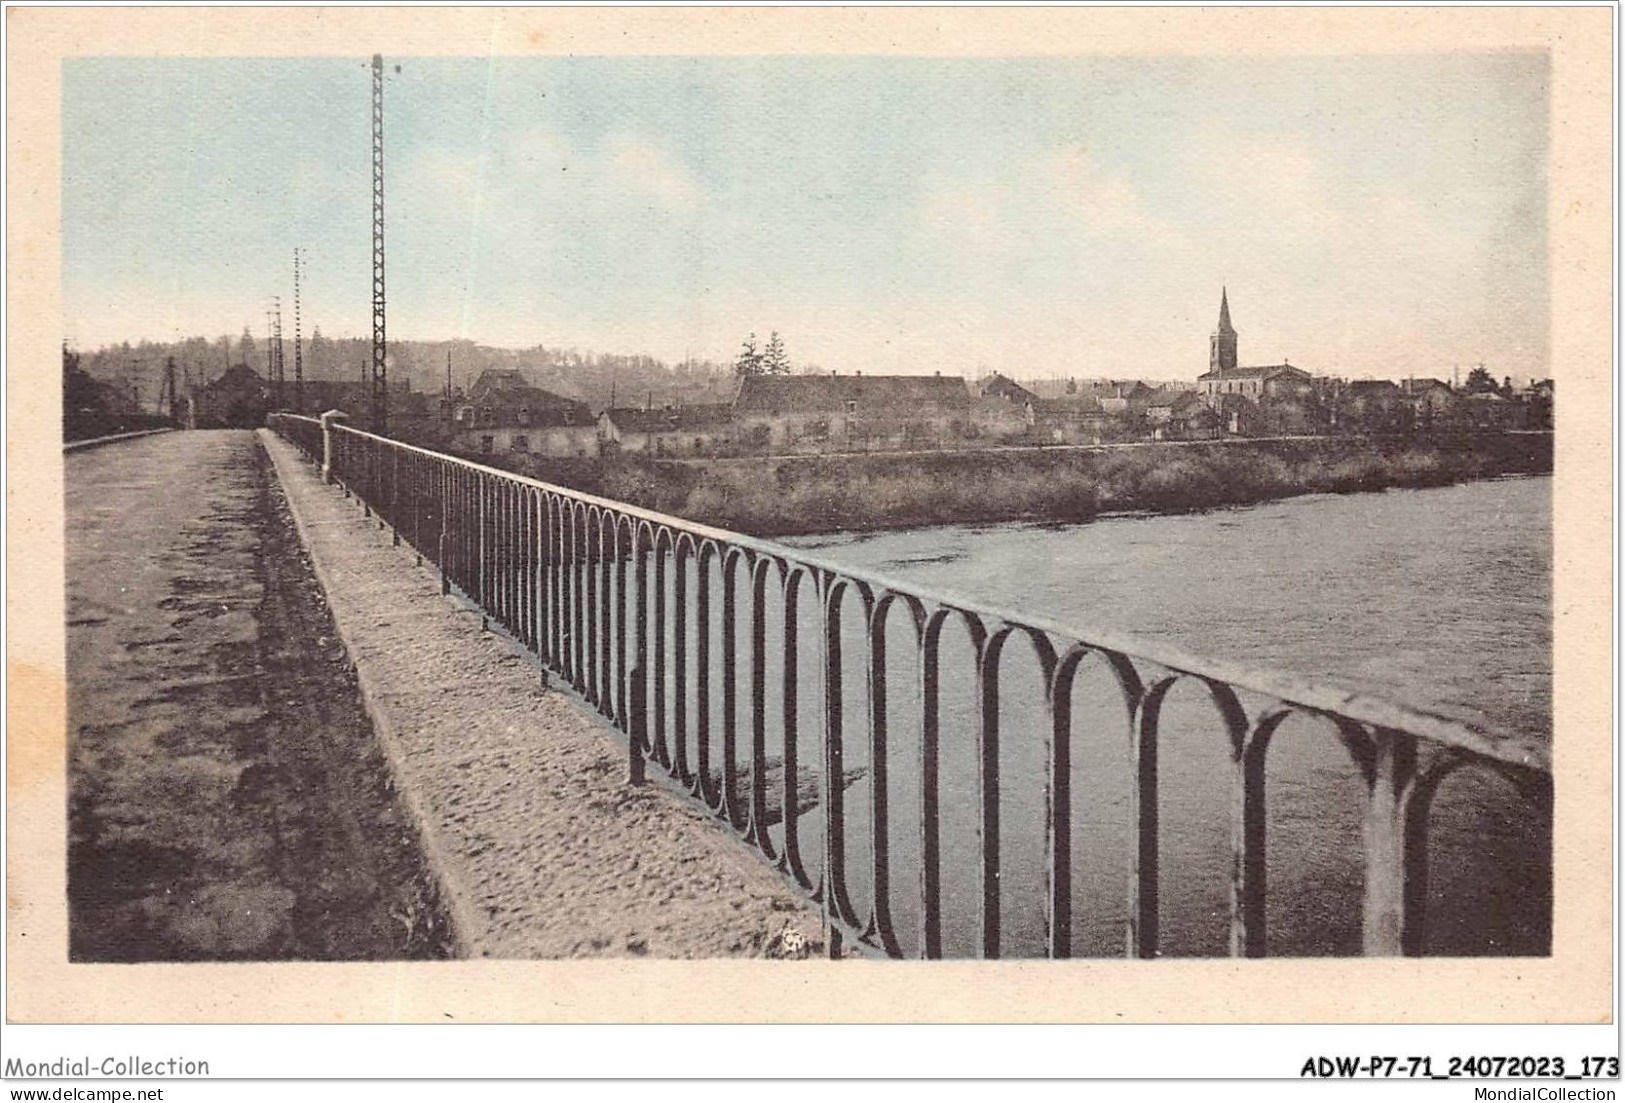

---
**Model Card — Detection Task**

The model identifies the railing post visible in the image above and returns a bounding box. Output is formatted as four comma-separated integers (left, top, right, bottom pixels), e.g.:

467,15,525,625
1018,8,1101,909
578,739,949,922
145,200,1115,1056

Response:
1231,736,1270,958
918,622,942,959
976,641,1001,959
1362,729,1416,956
627,663,647,786
319,409,349,484
390,447,401,546
1128,679,1171,959
1048,673,1073,959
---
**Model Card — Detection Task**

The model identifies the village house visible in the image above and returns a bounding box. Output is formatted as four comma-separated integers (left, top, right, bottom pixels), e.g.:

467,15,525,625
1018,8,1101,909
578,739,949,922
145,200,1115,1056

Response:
451,368,596,457
1102,381,1160,415
191,364,269,429
597,403,736,457
1336,379,1410,432
971,372,1043,437
731,372,973,452
1459,390,1527,431
979,372,1039,407
1146,389,1222,440
1524,379,1554,429
1398,377,1460,428
1032,394,1115,444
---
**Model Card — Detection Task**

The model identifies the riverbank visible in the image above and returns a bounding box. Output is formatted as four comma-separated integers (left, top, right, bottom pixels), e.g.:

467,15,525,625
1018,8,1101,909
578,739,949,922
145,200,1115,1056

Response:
494,432,1552,537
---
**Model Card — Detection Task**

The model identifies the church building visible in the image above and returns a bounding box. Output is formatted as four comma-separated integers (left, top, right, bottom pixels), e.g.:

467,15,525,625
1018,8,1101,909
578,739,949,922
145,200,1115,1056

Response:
1196,289,1312,405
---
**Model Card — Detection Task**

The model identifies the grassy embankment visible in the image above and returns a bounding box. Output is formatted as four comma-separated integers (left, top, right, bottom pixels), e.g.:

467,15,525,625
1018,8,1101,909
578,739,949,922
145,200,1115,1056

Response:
496,433,1552,538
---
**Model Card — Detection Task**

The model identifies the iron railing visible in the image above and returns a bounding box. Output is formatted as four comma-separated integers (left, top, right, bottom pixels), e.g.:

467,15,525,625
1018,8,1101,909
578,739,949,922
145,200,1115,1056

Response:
274,413,323,462
268,413,1552,959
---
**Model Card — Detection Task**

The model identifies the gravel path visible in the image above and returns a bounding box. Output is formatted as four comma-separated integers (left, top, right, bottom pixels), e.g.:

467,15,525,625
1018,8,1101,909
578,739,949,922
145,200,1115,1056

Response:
261,429,824,958
66,430,450,960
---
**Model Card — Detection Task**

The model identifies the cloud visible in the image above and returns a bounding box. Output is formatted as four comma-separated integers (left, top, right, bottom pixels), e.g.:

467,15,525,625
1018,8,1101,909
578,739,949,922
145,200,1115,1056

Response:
414,145,483,201
915,179,1005,248
1044,145,1174,241
504,125,568,170
405,127,705,229
599,135,703,213
913,143,1178,261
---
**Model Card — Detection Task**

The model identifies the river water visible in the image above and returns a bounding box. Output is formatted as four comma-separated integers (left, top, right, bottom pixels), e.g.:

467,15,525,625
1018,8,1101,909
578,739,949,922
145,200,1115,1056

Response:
775,476,1551,957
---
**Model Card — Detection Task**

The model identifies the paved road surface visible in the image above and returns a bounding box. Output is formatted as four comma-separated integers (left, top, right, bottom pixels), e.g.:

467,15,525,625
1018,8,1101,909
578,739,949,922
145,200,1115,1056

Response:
66,430,448,960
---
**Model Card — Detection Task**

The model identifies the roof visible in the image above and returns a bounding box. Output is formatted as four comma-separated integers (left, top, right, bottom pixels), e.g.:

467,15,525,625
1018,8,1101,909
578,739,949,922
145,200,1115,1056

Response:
1044,380,1147,403
201,364,266,391
605,404,735,433
467,368,531,394
1400,377,1452,393
979,373,1038,402
1198,363,1312,382
465,375,592,420
1346,379,1402,393
733,374,971,417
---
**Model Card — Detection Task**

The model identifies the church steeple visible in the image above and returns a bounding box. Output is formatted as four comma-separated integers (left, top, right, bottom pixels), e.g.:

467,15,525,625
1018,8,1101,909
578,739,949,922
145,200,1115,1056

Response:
1210,287,1238,373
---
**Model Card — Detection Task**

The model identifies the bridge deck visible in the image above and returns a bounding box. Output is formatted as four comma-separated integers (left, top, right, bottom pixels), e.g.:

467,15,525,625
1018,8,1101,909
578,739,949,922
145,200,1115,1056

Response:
66,429,447,959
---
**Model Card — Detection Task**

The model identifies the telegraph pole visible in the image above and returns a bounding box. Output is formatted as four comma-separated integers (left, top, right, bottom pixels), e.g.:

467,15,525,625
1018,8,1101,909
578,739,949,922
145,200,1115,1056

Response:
160,356,179,421
370,54,388,434
292,248,305,414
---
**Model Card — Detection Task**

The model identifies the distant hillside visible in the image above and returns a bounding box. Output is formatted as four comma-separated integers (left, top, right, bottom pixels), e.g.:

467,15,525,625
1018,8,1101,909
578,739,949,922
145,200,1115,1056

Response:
71,334,740,414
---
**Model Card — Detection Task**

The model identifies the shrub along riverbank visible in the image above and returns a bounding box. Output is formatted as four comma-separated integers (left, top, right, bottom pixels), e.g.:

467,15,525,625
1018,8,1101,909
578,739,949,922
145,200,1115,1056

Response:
486,433,1552,538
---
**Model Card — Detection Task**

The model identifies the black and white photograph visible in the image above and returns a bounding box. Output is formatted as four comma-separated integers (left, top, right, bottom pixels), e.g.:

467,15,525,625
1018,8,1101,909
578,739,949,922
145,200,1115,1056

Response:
5,2,1615,1089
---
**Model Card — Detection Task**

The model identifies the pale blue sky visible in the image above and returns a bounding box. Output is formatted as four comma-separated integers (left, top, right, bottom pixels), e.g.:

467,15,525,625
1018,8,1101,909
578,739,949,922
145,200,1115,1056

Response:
63,54,1548,380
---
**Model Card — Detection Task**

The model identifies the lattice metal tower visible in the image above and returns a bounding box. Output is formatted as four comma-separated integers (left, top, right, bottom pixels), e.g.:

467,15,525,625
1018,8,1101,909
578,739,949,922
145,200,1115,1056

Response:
370,54,388,434
292,248,305,415
265,309,277,409
268,298,286,410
